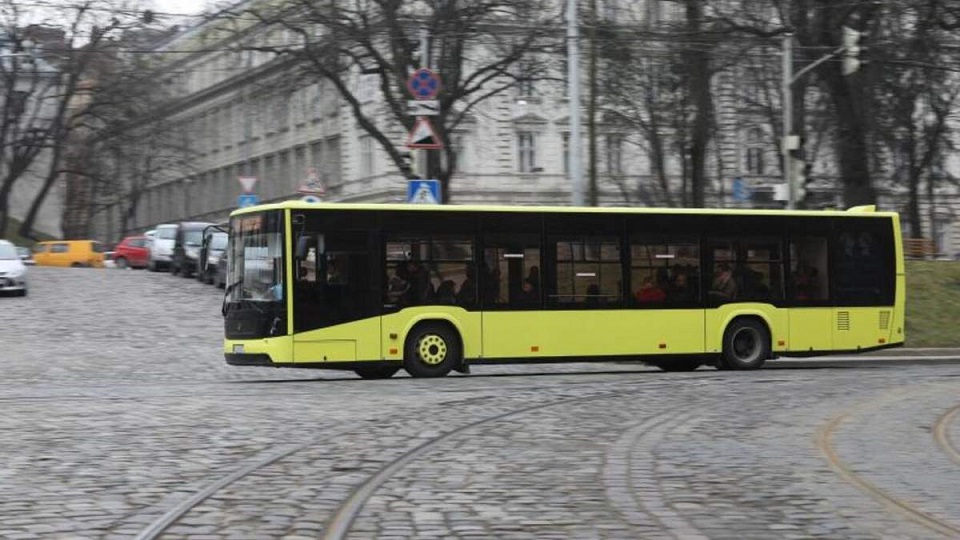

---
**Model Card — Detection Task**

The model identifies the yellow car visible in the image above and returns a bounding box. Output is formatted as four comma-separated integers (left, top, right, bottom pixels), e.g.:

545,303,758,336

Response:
33,240,106,268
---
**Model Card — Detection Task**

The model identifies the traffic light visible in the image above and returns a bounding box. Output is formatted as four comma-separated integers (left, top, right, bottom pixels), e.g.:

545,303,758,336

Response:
842,26,861,75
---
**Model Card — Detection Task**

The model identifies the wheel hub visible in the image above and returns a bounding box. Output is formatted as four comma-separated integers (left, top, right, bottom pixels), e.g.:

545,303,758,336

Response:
417,334,447,365
732,328,760,362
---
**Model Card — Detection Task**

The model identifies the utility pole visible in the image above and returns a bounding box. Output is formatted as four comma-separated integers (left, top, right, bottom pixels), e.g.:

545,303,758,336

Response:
419,26,432,184
567,0,584,206
782,33,795,210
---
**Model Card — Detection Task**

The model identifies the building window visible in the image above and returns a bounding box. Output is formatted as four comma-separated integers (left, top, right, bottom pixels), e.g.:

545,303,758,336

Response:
562,133,570,174
359,136,374,177
517,131,538,173
745,128,764,175
606,134,623,174
517,62,536,98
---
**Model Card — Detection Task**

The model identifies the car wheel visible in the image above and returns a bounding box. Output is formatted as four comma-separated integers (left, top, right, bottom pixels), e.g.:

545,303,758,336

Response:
720,318,770,370
71,262,84,268
212,270,222,288
403,323,461,378
354,366,401,379
115,257,128,269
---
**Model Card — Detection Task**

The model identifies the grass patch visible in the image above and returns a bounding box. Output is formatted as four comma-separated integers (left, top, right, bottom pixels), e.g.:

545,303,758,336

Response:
905,260,960,347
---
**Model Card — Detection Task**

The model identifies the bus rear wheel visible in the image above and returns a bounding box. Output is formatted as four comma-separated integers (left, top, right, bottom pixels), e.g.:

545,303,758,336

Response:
404,323,461,378
355,365,401,379
720,318,769,370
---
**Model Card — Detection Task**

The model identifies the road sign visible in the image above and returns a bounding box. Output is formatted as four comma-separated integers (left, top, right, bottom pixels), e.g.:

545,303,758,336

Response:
407,179,441,204
238,193,259,208
407,68,441,100
406,117,442,149
407,100,439,116
297,168,326,195
238,176,257,194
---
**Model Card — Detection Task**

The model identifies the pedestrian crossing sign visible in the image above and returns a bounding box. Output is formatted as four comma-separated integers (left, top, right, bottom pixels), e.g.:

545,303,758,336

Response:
407,179,441,204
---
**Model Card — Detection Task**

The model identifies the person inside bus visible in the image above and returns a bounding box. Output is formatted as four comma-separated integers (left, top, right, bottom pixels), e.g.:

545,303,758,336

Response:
709,263,737,300
668,272,695,302
435,279,457,304
794,265,819,301
387,263,410,304
518,278,539,306
527,266,540,292
635,275,666,303
403,260,434,305
457,266,477,305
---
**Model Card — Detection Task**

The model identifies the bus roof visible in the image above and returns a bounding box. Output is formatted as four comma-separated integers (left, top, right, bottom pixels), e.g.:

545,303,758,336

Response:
229,201,895,219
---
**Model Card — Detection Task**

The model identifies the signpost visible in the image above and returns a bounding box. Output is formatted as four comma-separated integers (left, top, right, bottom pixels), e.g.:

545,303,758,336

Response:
405,67,443,202
297,168,326,196
238,193,259,208
407,179,440,204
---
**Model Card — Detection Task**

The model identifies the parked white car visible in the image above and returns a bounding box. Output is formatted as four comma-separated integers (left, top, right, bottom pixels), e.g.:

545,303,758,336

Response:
0,240,28,296
147,224,178,272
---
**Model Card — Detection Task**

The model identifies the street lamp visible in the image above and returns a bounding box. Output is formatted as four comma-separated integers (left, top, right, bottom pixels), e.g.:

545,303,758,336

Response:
781,29,861,210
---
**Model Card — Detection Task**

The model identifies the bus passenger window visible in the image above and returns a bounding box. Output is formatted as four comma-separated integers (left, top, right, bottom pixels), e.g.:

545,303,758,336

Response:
790,236,828,302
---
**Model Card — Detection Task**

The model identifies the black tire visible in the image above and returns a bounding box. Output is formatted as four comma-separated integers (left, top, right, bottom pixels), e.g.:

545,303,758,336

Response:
148,260,157,272
71,262,84,268
171,260,179,276
115,257,128,269
403,323,461,378
720,318,770,370
650,358,703,372
212,270,222,288
354,365,401,379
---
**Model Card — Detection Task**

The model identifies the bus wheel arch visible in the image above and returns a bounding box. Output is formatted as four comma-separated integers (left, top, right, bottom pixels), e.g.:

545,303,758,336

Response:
403,320,463,378
720,316,770,370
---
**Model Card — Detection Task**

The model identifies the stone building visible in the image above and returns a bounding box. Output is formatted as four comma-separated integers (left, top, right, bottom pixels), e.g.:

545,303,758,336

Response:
86,1,960,256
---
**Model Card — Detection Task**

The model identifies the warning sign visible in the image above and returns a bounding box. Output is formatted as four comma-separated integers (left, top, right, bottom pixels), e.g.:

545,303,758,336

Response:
407,179,440,204
297,168,326,195
406,117,442,150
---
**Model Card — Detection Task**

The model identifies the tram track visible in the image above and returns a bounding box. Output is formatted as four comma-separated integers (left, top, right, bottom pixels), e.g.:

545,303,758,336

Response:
816,391,960,538
933,404,960,467
131,374,726,540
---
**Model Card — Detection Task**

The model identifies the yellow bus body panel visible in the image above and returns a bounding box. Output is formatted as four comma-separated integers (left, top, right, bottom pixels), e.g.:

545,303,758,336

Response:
223,334,293,361
292,317,381,363
788,308,834,352
481,310,706,358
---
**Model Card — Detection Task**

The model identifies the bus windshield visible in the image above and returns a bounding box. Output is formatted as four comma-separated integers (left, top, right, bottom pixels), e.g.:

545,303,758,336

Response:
228,211,284,303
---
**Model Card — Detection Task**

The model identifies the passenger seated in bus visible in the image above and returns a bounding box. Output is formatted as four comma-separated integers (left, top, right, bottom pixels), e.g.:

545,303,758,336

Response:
634,276,666,303
387,263,410,304
668,272,694,302
709,263,736,300
518,278,539,305
435,280,457,304
794,266,819,301
527,266,540,292
457,266,477,305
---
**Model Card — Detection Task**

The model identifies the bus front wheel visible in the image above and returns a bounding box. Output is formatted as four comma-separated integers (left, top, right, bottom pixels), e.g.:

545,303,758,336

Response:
355,365,401,380
404,323,461,378
720,318,769,370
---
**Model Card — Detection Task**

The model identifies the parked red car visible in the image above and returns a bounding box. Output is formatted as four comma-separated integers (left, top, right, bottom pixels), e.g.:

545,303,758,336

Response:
112,235,151,269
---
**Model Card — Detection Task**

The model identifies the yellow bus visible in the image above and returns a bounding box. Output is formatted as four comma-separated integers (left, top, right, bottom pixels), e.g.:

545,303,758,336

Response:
222,202,904,379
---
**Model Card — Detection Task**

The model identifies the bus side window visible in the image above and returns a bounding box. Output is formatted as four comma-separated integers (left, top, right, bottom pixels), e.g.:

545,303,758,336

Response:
790,236,828,302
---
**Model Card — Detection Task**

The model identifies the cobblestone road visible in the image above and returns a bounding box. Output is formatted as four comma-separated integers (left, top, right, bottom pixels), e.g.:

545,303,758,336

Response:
1,267,959,539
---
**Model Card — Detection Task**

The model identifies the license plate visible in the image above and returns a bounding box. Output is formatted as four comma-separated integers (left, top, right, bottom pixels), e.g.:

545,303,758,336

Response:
233,344,245,354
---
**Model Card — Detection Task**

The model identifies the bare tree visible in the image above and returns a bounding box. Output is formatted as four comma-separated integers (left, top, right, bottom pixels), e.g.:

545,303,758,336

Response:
0,0,157,239
214,0,563,203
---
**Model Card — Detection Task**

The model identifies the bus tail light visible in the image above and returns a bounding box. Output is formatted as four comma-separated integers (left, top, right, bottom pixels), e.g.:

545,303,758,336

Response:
531,346,539,352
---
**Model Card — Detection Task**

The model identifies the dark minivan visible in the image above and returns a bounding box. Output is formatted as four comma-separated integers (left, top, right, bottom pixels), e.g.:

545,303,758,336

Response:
171,221,214,278
197,226,228,285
